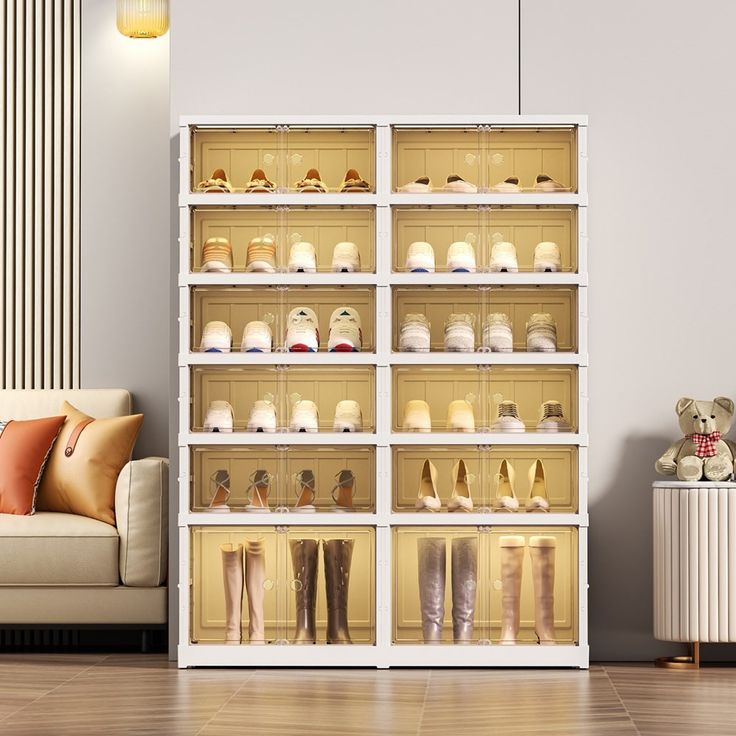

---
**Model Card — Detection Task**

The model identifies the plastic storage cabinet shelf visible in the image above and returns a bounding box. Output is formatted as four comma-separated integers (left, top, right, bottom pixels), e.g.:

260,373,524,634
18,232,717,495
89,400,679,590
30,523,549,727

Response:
178,115,589,669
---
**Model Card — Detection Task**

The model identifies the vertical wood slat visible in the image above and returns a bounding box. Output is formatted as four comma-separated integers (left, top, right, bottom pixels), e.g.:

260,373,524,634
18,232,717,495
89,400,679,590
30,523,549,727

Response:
1,0,79,389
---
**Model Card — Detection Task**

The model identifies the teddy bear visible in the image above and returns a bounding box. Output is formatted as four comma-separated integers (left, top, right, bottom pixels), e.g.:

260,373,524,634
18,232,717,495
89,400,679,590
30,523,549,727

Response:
655,396,736,481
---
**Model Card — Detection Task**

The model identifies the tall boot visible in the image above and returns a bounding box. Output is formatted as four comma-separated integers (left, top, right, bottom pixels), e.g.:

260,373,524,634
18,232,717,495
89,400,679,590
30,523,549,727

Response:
529,535,557,645
417,537,446,644
220,543,244,645
499,535,524,645
323,538,354,644
451,536,477,644
289,538,318,644
245,539,266,645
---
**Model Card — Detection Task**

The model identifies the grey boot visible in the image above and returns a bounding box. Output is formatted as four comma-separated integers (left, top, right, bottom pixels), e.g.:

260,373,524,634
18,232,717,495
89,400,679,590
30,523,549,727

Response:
323,539,355,644
451,537,477,644
417,537,446,644
289,538,318,644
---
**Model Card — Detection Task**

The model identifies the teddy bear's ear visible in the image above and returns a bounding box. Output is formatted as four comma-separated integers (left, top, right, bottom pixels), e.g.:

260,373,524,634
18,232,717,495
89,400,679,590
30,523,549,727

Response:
714,397,734,415
676,397,695,416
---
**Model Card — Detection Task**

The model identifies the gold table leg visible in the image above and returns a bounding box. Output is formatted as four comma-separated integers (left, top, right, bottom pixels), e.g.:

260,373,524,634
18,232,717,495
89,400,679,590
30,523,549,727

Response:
655,641,700,669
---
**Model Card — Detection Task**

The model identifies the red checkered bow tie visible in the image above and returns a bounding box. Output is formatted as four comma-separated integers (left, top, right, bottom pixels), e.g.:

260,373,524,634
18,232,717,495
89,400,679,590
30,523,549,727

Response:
686,431,722,458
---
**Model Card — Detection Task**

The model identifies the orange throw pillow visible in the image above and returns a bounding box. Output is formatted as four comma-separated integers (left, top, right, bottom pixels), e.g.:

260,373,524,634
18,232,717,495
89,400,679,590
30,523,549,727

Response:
0,416,66,515
36,401,143,525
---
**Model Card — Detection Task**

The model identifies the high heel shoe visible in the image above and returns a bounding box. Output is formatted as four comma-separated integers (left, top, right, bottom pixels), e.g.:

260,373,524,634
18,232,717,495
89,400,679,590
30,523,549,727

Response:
416,459,441,511
206,469,231,512
493,459,519,512
294,470,316,513
331,469,356,512
245,469,272,513
526,460,550,512
447,459,473,512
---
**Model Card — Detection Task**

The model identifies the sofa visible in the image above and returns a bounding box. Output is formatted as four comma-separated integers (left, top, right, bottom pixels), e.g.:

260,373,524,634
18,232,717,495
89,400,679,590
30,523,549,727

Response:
0,389,168,628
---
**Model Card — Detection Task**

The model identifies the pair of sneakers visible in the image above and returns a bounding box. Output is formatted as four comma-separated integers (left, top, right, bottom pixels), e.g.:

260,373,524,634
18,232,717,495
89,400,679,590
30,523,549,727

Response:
285,307,362,352
245,398,364,433
491,400,570,432
490,174,567,192
270,240,365,273
404,241,476,273
489,241,562,273
200,320,274,353
401,399,476,433
481,313,558,353
398,174,477,193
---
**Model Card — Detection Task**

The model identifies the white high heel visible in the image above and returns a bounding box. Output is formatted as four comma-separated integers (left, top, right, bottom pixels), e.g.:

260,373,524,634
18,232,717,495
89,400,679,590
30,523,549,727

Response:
493,459,519,512
526,460,550,512
447,459,473,512
415,459,441,511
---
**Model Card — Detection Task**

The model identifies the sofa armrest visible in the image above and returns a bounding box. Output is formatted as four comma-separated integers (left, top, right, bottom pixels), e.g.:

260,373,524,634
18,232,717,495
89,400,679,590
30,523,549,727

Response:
115,457,168,587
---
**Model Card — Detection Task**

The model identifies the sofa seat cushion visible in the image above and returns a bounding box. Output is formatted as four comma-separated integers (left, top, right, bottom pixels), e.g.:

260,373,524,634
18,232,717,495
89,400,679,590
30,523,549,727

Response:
0,512,119,586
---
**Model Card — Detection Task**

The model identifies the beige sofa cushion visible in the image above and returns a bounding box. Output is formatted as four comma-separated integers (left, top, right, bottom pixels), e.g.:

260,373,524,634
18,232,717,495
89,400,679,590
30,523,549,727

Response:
116,458,168,587
0,512,119,586
0,389,131,420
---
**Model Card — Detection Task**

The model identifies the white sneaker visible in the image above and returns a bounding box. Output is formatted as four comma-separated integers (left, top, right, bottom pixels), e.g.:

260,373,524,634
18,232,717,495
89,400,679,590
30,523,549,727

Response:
241,321,272,353
443,174,477,193
534,241,562,273
247,400,277,433
328,308,362,352
245,236,277,272
200,321,232,353
490,176,521,193
398,176,431,193
533,174,567,192
290,399,319,433
482,313,513,352
285,307,319,352
446,241,476,273
489,241,519,273
399,314,431,352
405,241,435,272
403,400,432,432
447,399,475,432
444,313,475,353
288,241,317,273
332,241,361,272
333,400,363,432
201,237,233,272
204,400,234,433
526,313,557,353
492,400,525,432
537,400,570,432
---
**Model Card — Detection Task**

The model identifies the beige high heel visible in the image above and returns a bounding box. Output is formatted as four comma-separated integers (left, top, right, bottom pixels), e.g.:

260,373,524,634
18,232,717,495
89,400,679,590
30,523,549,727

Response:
526,460,550,512
293,470,316,513
447,459,473,512
493,459,520,512
331,469,356,512
245,470,272,513
416,459,441,511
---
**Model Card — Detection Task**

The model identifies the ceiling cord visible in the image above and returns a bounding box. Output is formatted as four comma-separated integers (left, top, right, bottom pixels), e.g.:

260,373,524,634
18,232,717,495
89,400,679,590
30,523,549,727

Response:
518,0,522,114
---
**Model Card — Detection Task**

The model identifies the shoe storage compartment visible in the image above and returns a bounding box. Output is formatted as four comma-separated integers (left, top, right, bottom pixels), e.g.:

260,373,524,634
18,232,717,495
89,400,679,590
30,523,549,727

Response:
392,445,578,513
191,206,376,273
392,126,577,193
392,365,578,432
392,206,577,273
191,445,376,512
392,286,577,353
192,286,375,353
190,125,375,193
191,526,375,645
191,366,375,432
392,526,578,645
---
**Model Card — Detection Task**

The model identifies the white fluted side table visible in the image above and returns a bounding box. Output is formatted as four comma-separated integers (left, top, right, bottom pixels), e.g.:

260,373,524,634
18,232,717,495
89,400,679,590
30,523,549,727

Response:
653,481,736,668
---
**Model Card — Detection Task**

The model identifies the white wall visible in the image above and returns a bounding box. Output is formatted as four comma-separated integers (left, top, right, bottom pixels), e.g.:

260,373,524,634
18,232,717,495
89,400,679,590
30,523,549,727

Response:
81,0,169,458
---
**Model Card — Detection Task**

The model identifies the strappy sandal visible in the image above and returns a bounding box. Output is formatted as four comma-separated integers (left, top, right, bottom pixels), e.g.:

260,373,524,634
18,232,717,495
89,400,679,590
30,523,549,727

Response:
293,470,316,512
244,168,275,193
331,469,356,512
295,168,327,192
245,469,272,513
206,469,231,513
339,168,371,192
196,168,233,193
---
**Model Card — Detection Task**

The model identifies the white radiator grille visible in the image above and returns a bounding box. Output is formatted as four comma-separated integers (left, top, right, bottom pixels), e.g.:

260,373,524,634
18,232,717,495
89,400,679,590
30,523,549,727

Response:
1,0,80,388
653,484,736,643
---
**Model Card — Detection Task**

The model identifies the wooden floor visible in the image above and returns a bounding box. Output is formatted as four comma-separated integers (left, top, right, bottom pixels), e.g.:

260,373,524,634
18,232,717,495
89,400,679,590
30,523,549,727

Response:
0,656,734,735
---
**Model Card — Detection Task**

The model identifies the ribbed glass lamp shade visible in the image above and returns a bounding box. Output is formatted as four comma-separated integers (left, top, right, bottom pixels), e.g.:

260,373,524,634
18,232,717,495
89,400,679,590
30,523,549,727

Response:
117,0,169,38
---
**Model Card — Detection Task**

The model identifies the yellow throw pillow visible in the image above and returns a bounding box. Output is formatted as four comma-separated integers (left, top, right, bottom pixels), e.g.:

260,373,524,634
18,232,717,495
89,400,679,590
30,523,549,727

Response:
36,401,143,525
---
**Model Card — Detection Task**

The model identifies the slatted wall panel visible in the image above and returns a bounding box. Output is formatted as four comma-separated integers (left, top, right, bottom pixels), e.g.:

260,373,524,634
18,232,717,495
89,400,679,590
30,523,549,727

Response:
0,0,80,388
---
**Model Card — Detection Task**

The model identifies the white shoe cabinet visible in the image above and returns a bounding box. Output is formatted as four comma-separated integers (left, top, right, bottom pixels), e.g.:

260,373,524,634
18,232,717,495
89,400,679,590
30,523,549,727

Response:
177,115,589,668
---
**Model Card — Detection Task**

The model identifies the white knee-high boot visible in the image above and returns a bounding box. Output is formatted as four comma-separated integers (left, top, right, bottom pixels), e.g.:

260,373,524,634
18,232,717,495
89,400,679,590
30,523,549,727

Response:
499,535,524,645
220,543,244,645
529,535,556,645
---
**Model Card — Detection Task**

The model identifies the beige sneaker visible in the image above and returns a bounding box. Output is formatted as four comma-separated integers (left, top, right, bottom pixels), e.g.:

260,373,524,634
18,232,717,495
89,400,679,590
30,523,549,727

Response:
288,241,317,273
405,241,435,272
444,313,475,353
403,399,432,432
537,400,570,432
241,321,273,353
398,176,431,193
200,321,232,353
533,241,562,272
446,241,477,272
526,313,557,353
290,399,320,433
443,174,477,193
245,236,277,272
490,176,521,193
399,314,431,352
332,241,361,272
533,174,567,192
447,400,475,432
483,313,513,352
492,400,525,432
333,400,363,432
489,241,519,273
201,237,233,272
